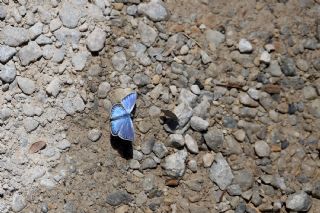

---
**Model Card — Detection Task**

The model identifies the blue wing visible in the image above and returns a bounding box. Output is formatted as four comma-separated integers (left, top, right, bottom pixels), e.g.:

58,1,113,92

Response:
117,116,135,141
111,104,127,120
121,92,137,113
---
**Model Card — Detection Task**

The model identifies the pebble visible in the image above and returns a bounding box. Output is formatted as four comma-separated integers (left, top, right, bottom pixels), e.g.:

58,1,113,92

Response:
141,135,155,155
138,21,158,47
0,64,17,83
59,2,83,28
56,139,71,150
18,41,42,66
184,134,199,154
49,18,62,32
209,153,234,190
205,29,225,47
87,129,102,142
190,85,201,95
137,0,169,21
296,58,309,71
17,77,36,95
260,51,271,64
72,51,89,71
152,142,168,159
23,117,39,132
0,6,7,19
173,103,193,128
202,152,214,168
188,159,197,172
238,39,253,53
98,82,111,98
266,60,282,77
54,28,81,48
127,5,137,16
247,88,260,100
112,51,127,71
86,28,107,52
286,191,312,211
204,128,224,152
29,22,43,40
281,57,296,76
168,134,185,148
309,99,320,118
11,194,26,212
239,92,259,107
162,149,188,178
106,191,133,206
46,78,61,97
0,45,17,63
0,26,29,47
254,140,270,157
190,116,209,132
133,73,151,86
233,129,246,142
303,86,317,100
179,88,198,106
141,157,157,170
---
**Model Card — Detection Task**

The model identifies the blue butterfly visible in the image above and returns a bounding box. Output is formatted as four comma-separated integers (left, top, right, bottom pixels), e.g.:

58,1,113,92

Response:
110,92,137,142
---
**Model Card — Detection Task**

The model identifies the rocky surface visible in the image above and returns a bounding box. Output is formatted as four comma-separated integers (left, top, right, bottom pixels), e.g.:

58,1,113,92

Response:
0,0,319,212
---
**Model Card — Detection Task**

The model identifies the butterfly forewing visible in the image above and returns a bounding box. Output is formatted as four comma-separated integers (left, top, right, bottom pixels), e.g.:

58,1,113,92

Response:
111,104,127,120
117,116,135,141
121,92,137,114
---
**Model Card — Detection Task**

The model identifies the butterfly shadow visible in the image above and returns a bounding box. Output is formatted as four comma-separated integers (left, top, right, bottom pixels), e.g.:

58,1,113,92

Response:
110,135,133,160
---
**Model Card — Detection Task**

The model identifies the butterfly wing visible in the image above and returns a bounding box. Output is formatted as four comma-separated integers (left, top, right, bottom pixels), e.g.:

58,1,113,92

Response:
121,92,137,114
110,104,127,135
117,116,135,142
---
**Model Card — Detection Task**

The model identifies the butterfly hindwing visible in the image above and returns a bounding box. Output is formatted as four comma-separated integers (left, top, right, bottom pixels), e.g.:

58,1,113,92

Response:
117,116,135,141
121,92,137,114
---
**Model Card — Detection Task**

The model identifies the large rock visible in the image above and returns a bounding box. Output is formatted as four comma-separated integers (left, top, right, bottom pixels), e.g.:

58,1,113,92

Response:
286,191,312,212
0,45,17,63
0,26,29,47
162,149,188,178
137,0,169,22
86,28,107,52
209,153,234,190
0,64,16,83
18,41,42,66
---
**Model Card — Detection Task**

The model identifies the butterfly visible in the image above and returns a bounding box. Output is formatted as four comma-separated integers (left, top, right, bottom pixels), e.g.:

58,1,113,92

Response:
110,92,137,142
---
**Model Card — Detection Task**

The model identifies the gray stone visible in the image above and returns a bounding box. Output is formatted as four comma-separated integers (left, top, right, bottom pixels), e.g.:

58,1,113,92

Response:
312,181,320,198
254,140,270,157
239,39,253,53
205,29,225,47
43,45,54,60
138,21,157,47
18,41,42,66
112,51,127,71
11,193,26,212
23,117,39,132
50,18,62,32
209,153,234,190
200,50,212,64
0,6,7,19
98,82,111,98
227,184,242,196
0,107,12,121
266,61,282,77
179,88,197,106
0,64,16,83
281,57,296,76
88,129,102,142
247,88,260,100
188,159,197,172
239,92,259,107
86,28,107,52
141,135,155,154
190,116,209,132
137,0,169,22
72,51,89,71
35,35,52,45
129,159,140,169
190,85,201,95
52,48,65,63
23,104,42,117
234,170,254,191
233,129,246,142
185,134,199,154
162,149,188,178
106,191,133,206
127,5,137,16
87,4,104,21
59,2,83,28
28,22,43,40
152,142,168,159
0,45,17,63
204,128,224,152
286,191,312,212
173,103,193,128
303,86,317,100
168,134,184,148
309,99,320,118
296,58,309,71
46,78,61,97
0,26,29,47
54,28,81,48
141,157,157,170
57,139,71,150
17,77,36,95
260,51,271,64
203,153,214,168
133,73,150,86
62,95,85,115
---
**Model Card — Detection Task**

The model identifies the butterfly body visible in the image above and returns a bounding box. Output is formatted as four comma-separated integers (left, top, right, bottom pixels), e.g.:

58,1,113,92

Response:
110,92,137,142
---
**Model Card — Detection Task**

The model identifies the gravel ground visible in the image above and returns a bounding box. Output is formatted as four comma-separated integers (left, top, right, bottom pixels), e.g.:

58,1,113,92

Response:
0,0,319,212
